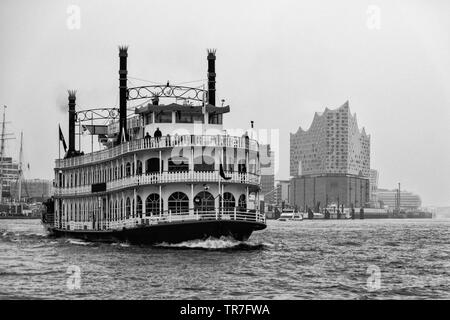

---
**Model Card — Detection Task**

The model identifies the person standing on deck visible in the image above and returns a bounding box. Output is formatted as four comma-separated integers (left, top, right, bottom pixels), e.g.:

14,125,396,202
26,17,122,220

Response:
154,127,162,142
145,132,151,147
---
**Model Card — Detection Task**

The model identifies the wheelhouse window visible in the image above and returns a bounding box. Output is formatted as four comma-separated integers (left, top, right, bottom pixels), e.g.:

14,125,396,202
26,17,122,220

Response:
208,113,222,124
145,194,161,216
168,156,189,172
145,113,153,125
155,111,172,123
168,192,189,214
176,111,204,123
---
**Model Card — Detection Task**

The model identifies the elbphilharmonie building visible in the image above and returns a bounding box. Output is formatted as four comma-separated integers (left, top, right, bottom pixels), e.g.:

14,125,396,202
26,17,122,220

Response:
289,101,371,210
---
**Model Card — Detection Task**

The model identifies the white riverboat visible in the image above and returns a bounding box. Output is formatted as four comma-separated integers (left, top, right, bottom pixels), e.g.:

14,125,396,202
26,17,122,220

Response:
42,47,266,244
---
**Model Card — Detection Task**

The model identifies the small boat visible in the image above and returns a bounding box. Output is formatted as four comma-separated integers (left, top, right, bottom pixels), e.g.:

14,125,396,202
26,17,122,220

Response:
277,209,303,221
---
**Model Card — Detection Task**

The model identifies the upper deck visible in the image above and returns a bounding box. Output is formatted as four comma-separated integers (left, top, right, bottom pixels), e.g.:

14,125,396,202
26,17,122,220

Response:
55,134,259,169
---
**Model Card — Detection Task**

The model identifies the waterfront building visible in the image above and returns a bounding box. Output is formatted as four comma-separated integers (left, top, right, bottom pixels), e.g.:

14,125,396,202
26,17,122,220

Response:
369,169,379,206
375,188,421,210
0,157,20,201
260,144,275,206
289,101,370,210
275,179,291,207
11,179,53,202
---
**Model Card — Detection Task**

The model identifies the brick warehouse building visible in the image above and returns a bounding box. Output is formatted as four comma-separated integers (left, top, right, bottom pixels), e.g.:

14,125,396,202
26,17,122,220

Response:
289,101,370,210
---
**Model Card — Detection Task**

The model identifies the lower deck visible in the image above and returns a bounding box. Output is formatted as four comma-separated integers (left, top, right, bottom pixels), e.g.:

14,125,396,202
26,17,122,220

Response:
46,216,266,244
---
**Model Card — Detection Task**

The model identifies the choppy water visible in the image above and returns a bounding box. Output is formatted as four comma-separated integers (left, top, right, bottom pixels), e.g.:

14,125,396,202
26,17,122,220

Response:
0,219,449,299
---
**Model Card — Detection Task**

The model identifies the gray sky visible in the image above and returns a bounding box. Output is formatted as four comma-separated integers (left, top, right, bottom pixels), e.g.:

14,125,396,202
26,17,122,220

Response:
0,0,449,206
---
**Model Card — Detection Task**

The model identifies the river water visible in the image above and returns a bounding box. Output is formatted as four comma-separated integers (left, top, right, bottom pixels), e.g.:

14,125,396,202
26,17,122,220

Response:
0,218,449,299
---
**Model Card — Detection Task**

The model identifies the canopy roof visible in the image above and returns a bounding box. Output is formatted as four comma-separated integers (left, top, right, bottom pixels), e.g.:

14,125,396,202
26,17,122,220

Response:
135,103,230,115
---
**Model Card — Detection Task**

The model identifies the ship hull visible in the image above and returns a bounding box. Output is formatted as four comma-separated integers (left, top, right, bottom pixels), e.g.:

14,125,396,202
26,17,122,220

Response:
46,220,266,245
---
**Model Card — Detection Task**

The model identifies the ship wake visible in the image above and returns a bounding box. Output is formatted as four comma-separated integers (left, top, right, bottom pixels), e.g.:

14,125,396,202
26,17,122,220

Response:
154,236,266,251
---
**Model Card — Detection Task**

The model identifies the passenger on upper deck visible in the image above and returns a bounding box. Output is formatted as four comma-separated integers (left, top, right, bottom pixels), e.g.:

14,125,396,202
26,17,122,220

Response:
144,132,151,147
154,127,162,141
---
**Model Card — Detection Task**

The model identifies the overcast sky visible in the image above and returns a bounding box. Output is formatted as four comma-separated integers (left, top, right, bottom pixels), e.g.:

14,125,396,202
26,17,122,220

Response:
0,0,449,206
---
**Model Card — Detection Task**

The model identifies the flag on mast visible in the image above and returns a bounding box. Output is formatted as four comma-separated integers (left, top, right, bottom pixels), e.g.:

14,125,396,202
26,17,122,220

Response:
219,147,231,180
59,125,67,152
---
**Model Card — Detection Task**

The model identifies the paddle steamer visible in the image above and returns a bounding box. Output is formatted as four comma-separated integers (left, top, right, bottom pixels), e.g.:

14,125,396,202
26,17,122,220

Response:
42,46,266,244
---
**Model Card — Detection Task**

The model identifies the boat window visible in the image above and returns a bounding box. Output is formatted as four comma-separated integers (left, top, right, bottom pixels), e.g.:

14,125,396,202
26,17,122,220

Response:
146,158,162,173
115,200,118,221
120,199,124,220
176,111,204,123
145,113,153,125
208,113,222,124
238,194,246,211
193,155,215,172
136,160,143,175
155,111,172,123
168,192,189,214
168,156,189,172
238,161,247,174
220,192,235,213
223,149,235,172
126,198,131,219
125,162,132,177
194,191,214,213
146,193,161,216
136,196,143,218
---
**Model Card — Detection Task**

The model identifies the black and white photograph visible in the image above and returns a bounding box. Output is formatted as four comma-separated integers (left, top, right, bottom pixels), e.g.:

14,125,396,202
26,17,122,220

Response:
0,0,449,308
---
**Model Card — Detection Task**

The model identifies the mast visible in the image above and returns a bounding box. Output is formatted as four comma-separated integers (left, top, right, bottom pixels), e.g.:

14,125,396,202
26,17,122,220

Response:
18,131,23,209
0,106,6,204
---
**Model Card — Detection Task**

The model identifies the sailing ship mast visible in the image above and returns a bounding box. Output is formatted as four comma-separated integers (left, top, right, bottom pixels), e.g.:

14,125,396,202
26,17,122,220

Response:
18,131,23,205
15,131,24,214
0,106,6,204
0,106,16,205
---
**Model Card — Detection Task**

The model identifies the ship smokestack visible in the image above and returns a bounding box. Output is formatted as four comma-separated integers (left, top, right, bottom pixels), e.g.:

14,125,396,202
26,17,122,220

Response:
207,49,216,106
118,45,128,143
67,90,76,157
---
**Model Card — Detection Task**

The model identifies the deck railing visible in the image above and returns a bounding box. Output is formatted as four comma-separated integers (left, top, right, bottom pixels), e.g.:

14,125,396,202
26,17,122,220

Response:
55,134,259,169
62,208,266,231
54,171,259,196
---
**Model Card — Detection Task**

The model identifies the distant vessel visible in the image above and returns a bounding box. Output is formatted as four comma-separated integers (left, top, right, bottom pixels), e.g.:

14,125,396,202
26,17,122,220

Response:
277,209,303,221
42,47,266,244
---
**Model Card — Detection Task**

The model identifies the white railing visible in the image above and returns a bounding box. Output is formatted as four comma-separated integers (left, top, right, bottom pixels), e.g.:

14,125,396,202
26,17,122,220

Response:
54,171,259,196
55,134,259,169
60,208,266,231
